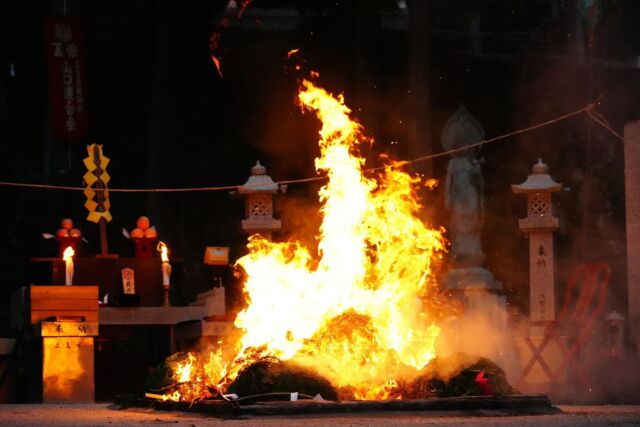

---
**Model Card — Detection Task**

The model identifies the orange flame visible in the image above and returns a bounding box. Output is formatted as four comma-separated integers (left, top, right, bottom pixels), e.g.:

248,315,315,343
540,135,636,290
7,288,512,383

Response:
424,178,439,190
157,241,169,263
163,77,446,401
176,353,196,383
63,246,74,260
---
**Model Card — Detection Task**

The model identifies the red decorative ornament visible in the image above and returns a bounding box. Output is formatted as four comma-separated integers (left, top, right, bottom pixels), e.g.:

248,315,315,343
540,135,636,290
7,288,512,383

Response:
474,372,493,396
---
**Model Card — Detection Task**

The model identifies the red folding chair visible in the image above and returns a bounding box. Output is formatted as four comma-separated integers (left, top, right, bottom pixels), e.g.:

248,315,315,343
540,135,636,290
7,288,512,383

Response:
516,263,612,390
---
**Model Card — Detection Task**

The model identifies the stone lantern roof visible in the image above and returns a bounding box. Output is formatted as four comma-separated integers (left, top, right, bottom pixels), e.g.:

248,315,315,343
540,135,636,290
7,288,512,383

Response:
511,159,562,194
606,311,624,322
237,161,280,194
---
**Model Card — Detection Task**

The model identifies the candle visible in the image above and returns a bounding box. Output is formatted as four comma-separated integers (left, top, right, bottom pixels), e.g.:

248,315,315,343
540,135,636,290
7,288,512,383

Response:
63,246,75,286
162,261,171,286
157,242,171,286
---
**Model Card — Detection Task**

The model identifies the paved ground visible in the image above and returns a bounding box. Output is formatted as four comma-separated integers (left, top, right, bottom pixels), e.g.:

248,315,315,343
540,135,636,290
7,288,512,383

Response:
0,404,640,426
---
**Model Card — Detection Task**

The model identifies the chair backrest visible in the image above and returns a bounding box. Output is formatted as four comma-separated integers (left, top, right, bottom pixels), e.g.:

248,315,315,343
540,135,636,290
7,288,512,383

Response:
557,263,612,325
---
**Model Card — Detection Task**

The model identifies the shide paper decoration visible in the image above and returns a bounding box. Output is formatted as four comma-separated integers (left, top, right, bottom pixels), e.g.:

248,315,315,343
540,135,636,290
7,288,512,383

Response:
83,143,112,223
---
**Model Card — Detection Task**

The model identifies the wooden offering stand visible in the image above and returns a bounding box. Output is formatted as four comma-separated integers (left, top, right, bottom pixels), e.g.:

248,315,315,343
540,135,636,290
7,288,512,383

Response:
29,286,99,403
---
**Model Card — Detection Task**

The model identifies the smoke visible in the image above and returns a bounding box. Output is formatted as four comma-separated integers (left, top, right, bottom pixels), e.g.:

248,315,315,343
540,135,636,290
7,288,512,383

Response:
276,190,323,253
434,288,521,383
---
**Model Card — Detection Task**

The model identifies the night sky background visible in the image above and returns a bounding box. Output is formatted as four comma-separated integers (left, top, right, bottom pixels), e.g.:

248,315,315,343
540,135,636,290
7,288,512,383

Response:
1,0,640,334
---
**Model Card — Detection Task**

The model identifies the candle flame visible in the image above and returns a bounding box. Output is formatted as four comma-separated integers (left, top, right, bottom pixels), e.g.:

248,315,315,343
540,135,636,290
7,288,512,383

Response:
157,241,169,263
63,246,75,260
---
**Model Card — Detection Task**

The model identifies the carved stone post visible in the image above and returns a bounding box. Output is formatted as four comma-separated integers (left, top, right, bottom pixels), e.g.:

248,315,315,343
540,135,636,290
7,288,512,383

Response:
512,159,562,333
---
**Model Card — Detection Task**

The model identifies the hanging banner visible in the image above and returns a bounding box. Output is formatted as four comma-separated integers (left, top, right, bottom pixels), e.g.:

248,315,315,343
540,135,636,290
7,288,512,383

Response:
44,17,89,143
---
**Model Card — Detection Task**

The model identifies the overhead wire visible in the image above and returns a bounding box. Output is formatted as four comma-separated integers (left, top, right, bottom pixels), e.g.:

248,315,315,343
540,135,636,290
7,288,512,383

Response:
0,99,623,193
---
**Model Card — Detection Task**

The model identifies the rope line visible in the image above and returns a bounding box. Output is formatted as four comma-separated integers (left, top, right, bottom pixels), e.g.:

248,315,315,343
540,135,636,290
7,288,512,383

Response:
0,100,623,193
587,110,624,140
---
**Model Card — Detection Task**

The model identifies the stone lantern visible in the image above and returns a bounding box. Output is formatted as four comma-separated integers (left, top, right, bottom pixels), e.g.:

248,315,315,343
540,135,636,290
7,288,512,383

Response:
605,311,625,357
512,159,562,331
236,161,284,238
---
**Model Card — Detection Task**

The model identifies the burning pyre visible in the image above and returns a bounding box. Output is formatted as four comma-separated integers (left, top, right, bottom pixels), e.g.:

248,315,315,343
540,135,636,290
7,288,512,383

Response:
160,76,452,402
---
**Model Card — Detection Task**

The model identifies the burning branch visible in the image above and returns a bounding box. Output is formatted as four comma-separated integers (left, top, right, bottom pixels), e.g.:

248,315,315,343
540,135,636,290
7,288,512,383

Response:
209,0,253,77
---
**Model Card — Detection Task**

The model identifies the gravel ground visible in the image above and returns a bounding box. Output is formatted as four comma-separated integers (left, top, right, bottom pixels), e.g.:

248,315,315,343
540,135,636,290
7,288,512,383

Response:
0,404,640,426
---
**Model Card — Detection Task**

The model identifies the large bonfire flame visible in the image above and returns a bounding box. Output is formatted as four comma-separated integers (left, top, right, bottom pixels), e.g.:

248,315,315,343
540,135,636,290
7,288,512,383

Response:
163,77,447,402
